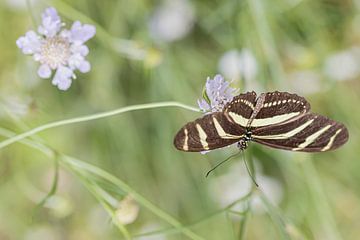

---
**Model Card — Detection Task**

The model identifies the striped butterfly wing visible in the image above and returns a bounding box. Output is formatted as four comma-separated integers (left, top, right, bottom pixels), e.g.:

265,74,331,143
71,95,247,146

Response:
251,113,349,152
174,112,246,152
223,91,257,128
248,91,311,128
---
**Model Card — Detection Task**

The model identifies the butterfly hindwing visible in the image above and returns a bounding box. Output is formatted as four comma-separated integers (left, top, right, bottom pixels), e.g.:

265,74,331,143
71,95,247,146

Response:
174,112,245,152
251,113,349,152
248,91,311,128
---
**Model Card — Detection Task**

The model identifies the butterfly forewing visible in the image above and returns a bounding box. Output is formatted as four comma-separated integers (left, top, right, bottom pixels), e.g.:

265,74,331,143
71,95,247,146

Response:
223,91,257,128
251,113,349,152
248,91,311,128
174,112,245,152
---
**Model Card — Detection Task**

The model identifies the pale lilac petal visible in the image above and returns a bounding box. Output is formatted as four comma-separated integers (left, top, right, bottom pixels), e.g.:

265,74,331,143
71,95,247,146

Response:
16,31,41,54
71,43,89,56
38,64,52,78
67,53,84,70
78,60,90,73
197,99,210,112
69,21,96,44
38,7,62,37
52,66,73,90
199,74,237,113
42,7,60,22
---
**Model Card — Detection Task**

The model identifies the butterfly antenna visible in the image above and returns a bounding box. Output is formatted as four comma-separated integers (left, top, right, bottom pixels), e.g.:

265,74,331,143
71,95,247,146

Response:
206,152,241,178
241,150,259,187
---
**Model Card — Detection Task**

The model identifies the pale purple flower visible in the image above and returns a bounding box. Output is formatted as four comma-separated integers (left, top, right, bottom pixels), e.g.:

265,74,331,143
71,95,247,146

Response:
198,74,238,113
16,7,96,91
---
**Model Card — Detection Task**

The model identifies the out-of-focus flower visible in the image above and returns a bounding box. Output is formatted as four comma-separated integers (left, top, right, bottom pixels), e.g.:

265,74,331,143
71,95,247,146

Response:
289,70,322,95
115,195,140,225
149,0,195,42
44,195,74,218
323,48,360,81
24,225,60,240
218,49,258,82
5,0,36,10
0,94,32,118
208,160,283,214
198,74,238,113
16,7,96,90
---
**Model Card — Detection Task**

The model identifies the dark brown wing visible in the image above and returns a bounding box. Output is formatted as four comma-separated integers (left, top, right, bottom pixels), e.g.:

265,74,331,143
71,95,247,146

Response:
223,91,257,128
248,91,311,128
174,112,245,152
251,113,349,152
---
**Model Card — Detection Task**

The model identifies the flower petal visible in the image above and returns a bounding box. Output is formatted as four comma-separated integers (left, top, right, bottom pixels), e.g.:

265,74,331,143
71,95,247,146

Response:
38,64,52,78
71,43,89,56
78,60,90,73
38,7,62,37
52,66,73,90
69,21,96,44
199,74,237,113
16,30,41,55
197,99,210,112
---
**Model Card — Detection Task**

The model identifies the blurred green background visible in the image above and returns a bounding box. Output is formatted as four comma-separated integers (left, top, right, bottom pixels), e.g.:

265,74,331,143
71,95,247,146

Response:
0,0,359,239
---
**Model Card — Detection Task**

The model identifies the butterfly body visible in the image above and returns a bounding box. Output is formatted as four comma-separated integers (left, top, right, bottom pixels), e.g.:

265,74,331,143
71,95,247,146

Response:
174,91,349,153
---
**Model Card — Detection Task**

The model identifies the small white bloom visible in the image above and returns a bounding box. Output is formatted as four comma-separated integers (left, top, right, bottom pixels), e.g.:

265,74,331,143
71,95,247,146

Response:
198,74,238,112
289,70,322,95
323,48,360,81
0,95,32,118
218,49,258,82
16,7,96,90
208,160,283,214
24,225,61,240
149,0,195,42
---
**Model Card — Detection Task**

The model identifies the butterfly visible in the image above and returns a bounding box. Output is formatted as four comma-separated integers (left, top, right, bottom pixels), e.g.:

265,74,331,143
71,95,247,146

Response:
174,91,349,152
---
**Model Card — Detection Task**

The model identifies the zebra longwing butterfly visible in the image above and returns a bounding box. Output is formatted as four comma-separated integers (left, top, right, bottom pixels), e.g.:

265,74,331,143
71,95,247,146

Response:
174,91,349,152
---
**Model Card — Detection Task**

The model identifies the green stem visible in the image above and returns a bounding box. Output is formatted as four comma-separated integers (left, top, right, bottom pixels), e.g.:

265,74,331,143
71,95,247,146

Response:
0,128,203,240
247,0,286,86
60,155,204,240
133,193,252,239
0,101,200,150
300,159,343,240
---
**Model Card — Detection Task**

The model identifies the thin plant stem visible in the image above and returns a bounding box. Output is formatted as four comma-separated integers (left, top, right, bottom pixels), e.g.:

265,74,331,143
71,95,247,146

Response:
259,192,291,240
0,101,200,150
300,158,343,240
247,0,286,86
133,192,253,239
0,128,204,240
60,155,204,240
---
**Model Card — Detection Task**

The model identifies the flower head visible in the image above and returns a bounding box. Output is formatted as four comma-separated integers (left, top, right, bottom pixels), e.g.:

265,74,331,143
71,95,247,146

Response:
16,7,96,90
198,74,238,112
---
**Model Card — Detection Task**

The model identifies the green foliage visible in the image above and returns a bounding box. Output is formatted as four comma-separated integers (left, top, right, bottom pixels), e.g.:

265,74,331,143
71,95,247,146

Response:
0,0,359,239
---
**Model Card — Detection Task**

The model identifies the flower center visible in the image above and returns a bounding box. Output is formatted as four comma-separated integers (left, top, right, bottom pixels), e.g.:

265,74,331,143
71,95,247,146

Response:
40,36,70,69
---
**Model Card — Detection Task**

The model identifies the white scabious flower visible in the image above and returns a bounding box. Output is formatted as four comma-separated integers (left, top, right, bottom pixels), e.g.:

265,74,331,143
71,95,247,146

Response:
197,74,238,113
218,49,258,82
16,7,96,90
289,70,322,95
149,0,195,42
323,47,360,82
208,160,283,214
